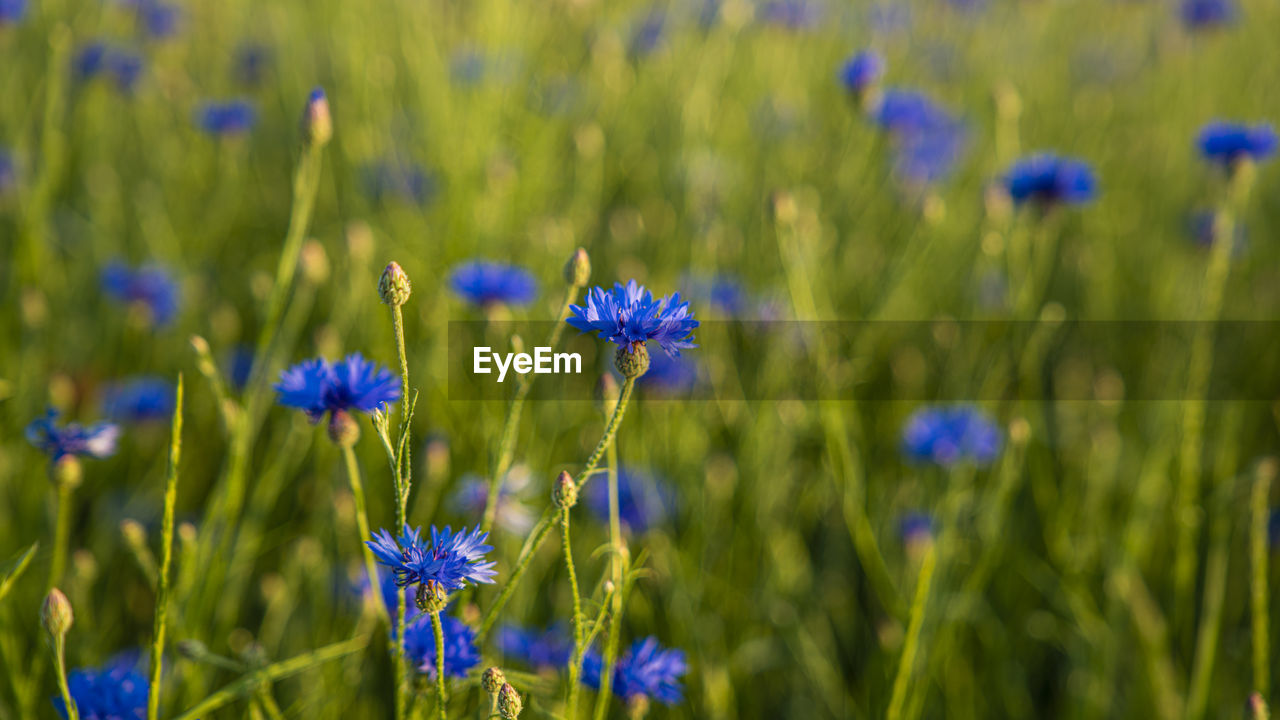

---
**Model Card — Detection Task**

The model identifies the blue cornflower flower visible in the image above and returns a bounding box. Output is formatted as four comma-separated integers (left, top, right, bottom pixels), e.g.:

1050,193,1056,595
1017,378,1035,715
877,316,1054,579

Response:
75,43,145,93
757,0,824,29
496,625,572,669
360,159,438,206
584,637,688,706
0,0,26,24
366,524,497,592
1001,153,1097,206
26,411,121,462
1181,0,1234,28
404,613,481,680
902,406,1002,466
448,261,538,307
899,512,934,545
871,89,954,137
568,281,699,357
839,51,885,97
52,651,147,720
584,467,673,533
138,0,181,38
637,349,700,394
102,376,175,423
1197,122,1277,167
101,261,180,326
275,353,400,423
894,120,967,186
195,100,256,136
228,346,255,391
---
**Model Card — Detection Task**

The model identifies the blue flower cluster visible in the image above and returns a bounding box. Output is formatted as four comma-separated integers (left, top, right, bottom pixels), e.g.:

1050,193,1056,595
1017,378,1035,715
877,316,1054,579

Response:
1197,122,1277,167
901,406,1002,466
102,376,176,423
1002,153,1098,206
53,651,148,720
448,261,538,307
584,466,673,533
75,43,145,93
101,261,180,326
568,281,699,357
195,100,257,136
275,353,400,423
584,636,689,706
26,411,121,462
367,524,497,592
868,87,968,186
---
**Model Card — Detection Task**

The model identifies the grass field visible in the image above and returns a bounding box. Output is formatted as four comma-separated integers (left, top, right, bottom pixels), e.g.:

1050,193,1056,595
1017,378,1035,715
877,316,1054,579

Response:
3,0,1280,717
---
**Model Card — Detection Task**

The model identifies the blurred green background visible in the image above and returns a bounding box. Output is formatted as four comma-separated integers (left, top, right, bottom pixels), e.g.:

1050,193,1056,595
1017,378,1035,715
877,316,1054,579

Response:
3,0,1280,717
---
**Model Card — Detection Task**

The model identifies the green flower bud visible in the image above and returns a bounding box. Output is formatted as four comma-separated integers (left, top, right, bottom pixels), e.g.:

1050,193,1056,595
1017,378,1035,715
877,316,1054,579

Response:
328,410,361,447
614,342,650,379
51,455,82,490
302,88,333,148
416,580,448,614
379,261,412,307
552,470,578,510
481,667,506,695
498,683,523,719
41,588,74,639
563,247,591,287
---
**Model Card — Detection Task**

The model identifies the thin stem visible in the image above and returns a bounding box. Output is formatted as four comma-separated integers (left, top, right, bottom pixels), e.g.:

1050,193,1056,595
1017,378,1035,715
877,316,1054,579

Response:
341,445,386,623
593,444,625,720
431,612,447,720
51,635,78,720
886,542,936,720
482,285,580,532
1253,461,1274,699
476,377,635,641
391,303,411,501
561,506,585,719
148,375,184,720
48,484,74,591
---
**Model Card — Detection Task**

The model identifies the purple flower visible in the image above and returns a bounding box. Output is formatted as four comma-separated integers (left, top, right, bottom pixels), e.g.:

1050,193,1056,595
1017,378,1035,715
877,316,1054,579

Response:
404,613,481,680
448,261,538,307
0,0,26,24
75,43,145,93
1197,122,1277,167
275,353,400,423
584,637,688,706
839,51,885,96
1181,0,1235,29
26,411,121,462
1001,153,1097,206
568,281,699,357
196,100,256,136
53,651,147,720
902,406,1002,467
101,261,179,325
366,524,497,592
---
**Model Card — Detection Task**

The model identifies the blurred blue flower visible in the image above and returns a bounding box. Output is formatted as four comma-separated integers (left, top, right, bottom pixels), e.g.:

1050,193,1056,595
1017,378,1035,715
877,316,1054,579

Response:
630,10,667,57
1181,0,1235,29
1197,122,1277,167
839,51,885,96
1188,210,1246,251
367,524,497,592
894,120,967,185
584,467,674,532
1269,509,1280,548
757,0,824,29
448,261,538,307
637,348,700,394
871,90,953,137
0,149,15,195
899,512,934,544
102,376,176,423
195,100,256,136
75,43,145,93
496,625,572,669
0,0,26,24
450,467,536,535
584,637,688,706
228,346,255,391
1002,153,1097,206
101,261,179,325
360,159,437,206
118,0,181,38
404,613,481,680
682,274,749,317
233,43,272,87
275,353,400,423
902,406,1002,466
52,651,147,720
568,281,699,357
26,410,121,462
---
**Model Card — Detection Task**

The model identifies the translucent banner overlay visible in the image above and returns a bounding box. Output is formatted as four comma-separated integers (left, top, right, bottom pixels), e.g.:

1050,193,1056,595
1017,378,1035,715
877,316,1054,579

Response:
446,320,1280,401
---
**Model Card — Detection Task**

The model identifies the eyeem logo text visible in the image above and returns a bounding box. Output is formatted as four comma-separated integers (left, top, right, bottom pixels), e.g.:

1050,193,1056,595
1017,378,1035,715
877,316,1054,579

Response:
473,347,583,383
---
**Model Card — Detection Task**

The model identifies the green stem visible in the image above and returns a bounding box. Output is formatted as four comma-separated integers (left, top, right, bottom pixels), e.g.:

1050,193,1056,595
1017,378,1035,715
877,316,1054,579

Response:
342,445,386,623
48,483,74,592
476,377,635,641
431,612,447,720
482,285,580,532
886,542,936,720
561,506,584,719
391,303,412,503
51,635,78,720
148,376,184,720
593,445,625,720
1253,461,1274,699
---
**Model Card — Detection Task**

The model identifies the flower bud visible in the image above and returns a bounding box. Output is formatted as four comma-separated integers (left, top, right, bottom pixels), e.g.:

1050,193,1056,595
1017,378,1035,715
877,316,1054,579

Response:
498,683,523,719
51,455,82,490
552,470,578,510
614,342,650,379
328,410,361,447
416,579,448,614
563,247,591,287
481,667,506,695
41,588,74,639
378,261,412,307
302,87,332,148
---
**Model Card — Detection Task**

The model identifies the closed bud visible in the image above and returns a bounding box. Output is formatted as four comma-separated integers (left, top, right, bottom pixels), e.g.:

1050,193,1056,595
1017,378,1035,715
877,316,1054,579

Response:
416,579,448,614
552,470,578,509
563,247,591,287
42,588,74,639
1250,692,1271,720
378,261,412,307
302,87,332,147
481,667,506,695
498,683,523,719
51,455,82,490
328,410,361,447
614,342,650,379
